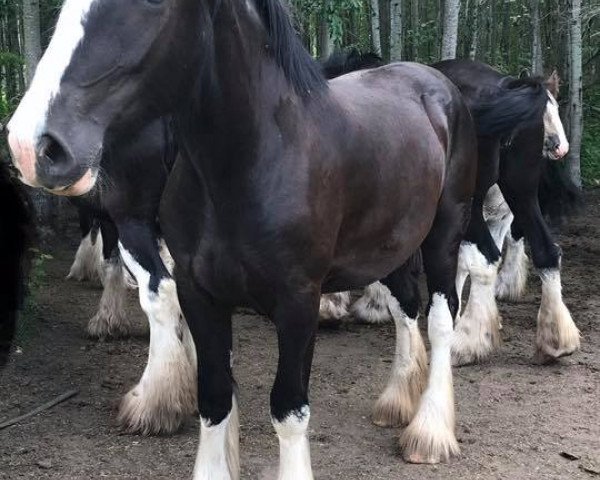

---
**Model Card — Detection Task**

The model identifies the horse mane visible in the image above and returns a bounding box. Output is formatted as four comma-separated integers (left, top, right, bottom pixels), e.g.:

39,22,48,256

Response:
321,48,384,79
472,75,549,137
252,0,326,96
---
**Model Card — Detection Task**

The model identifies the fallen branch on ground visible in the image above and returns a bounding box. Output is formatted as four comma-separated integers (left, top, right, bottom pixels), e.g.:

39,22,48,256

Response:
0,389,79,430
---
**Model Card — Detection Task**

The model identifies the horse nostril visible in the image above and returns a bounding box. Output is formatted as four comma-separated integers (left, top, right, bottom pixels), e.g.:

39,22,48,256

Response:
39,135,68,165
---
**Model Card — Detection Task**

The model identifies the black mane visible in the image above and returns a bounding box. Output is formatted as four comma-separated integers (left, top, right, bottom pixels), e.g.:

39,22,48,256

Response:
252,0,326,96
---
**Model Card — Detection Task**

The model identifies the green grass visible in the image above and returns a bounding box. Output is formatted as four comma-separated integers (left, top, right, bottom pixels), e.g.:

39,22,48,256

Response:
582,86,600,187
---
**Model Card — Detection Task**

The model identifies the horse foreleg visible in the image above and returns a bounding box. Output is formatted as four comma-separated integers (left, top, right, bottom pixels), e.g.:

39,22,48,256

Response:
116,225,196,435
501,190,580,364
271,290,319,480
67,223,104,282
484,185,529,301
175,273,239,480
350,281,393,324
451,204,502,366
318,291,350,325
87,219,129,338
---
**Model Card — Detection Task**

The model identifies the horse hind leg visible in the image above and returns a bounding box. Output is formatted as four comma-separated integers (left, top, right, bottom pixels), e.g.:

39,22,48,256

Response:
372,259,427,428
400,189,473,464
117,233,196,435
350,281,393,324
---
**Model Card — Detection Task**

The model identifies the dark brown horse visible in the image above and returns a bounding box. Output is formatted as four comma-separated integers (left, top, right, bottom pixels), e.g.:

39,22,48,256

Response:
7,0,478,476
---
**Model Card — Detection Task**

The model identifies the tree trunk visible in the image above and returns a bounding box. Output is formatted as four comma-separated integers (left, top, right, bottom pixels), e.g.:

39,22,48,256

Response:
22,0,61,236
22,0,41,85
318,16,333,61
389,0,402,61
411,0,419,61
441,0,460,60
566,0,583,188
370,0,382,56
531,0,544,75
469,0,481,60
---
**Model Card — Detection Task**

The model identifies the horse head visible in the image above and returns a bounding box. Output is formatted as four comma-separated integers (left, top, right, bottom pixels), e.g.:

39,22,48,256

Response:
6,0,206,196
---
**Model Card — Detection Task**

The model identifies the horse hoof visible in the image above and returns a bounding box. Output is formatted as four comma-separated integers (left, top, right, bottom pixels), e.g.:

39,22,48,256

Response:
87,313,131,339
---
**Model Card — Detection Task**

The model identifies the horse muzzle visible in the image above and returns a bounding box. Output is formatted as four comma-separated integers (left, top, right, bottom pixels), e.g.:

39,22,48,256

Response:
8,131,98,196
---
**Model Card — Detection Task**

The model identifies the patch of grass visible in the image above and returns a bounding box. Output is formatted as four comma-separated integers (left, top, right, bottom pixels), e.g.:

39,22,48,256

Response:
15,249,53,347
582,86,600,187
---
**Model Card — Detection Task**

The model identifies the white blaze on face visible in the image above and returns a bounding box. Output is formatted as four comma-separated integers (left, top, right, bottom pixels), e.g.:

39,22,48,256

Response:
543,91,569,159
7,0,97,186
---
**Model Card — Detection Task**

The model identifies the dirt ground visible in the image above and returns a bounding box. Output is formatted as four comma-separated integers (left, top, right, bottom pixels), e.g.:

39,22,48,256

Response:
1,191,599,480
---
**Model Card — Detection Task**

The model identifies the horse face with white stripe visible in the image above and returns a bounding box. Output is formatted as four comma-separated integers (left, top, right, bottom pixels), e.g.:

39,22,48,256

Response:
7,0,191,195
543,71,569,160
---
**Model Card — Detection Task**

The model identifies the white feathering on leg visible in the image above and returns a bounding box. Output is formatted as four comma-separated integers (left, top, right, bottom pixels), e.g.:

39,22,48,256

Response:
193,397,240,480
535,269,580,363
372,292,427,428
351,282,393,324
400,294,459,464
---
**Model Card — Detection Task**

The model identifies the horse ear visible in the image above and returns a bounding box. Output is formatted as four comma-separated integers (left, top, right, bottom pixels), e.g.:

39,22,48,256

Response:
519,69,530,79
547,69,561,97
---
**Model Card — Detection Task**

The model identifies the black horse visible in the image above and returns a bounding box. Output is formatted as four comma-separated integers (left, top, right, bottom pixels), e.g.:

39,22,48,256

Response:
7,0,484,474
0,161,31,368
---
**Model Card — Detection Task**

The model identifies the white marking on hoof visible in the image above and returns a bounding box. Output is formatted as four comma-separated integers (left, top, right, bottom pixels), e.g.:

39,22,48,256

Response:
452,243,501,366
319,292,350,326
67,231,104,282
401,294,459,464
194,397,240,480
496,236,529,301
373,296,427,428
118,245,197,435
535,269,580,363
351,282,392,324
86,261,129,338
273,406,314,480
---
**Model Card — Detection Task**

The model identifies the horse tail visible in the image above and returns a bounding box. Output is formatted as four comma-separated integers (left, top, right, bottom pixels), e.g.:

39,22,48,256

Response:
538,159,584,227
471,77,548,138
0,162,33,368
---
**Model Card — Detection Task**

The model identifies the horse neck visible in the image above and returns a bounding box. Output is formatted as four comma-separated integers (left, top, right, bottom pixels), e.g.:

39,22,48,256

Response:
183,0,289,149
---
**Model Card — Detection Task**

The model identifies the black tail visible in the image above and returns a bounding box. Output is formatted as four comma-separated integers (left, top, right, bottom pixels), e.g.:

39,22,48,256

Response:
0,162,32,368
538,159,584,227
471,77,548,138
321,48,384,79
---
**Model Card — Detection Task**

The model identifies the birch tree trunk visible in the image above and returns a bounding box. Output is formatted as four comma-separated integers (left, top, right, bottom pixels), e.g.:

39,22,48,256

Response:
390,0,403,61
441,0,461,60
411,0,419,61
22,0,41,85
370,0,382,56
22,0,60,237
531,0,544,75
566,0,583,188
318,16,334,61
469,0,481,60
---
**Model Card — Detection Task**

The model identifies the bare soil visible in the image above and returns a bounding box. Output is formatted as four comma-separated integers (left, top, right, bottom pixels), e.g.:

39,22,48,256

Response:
1,191,599,480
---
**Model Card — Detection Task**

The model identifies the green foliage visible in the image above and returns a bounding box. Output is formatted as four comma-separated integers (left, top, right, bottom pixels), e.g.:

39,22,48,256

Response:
582,86,600,186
